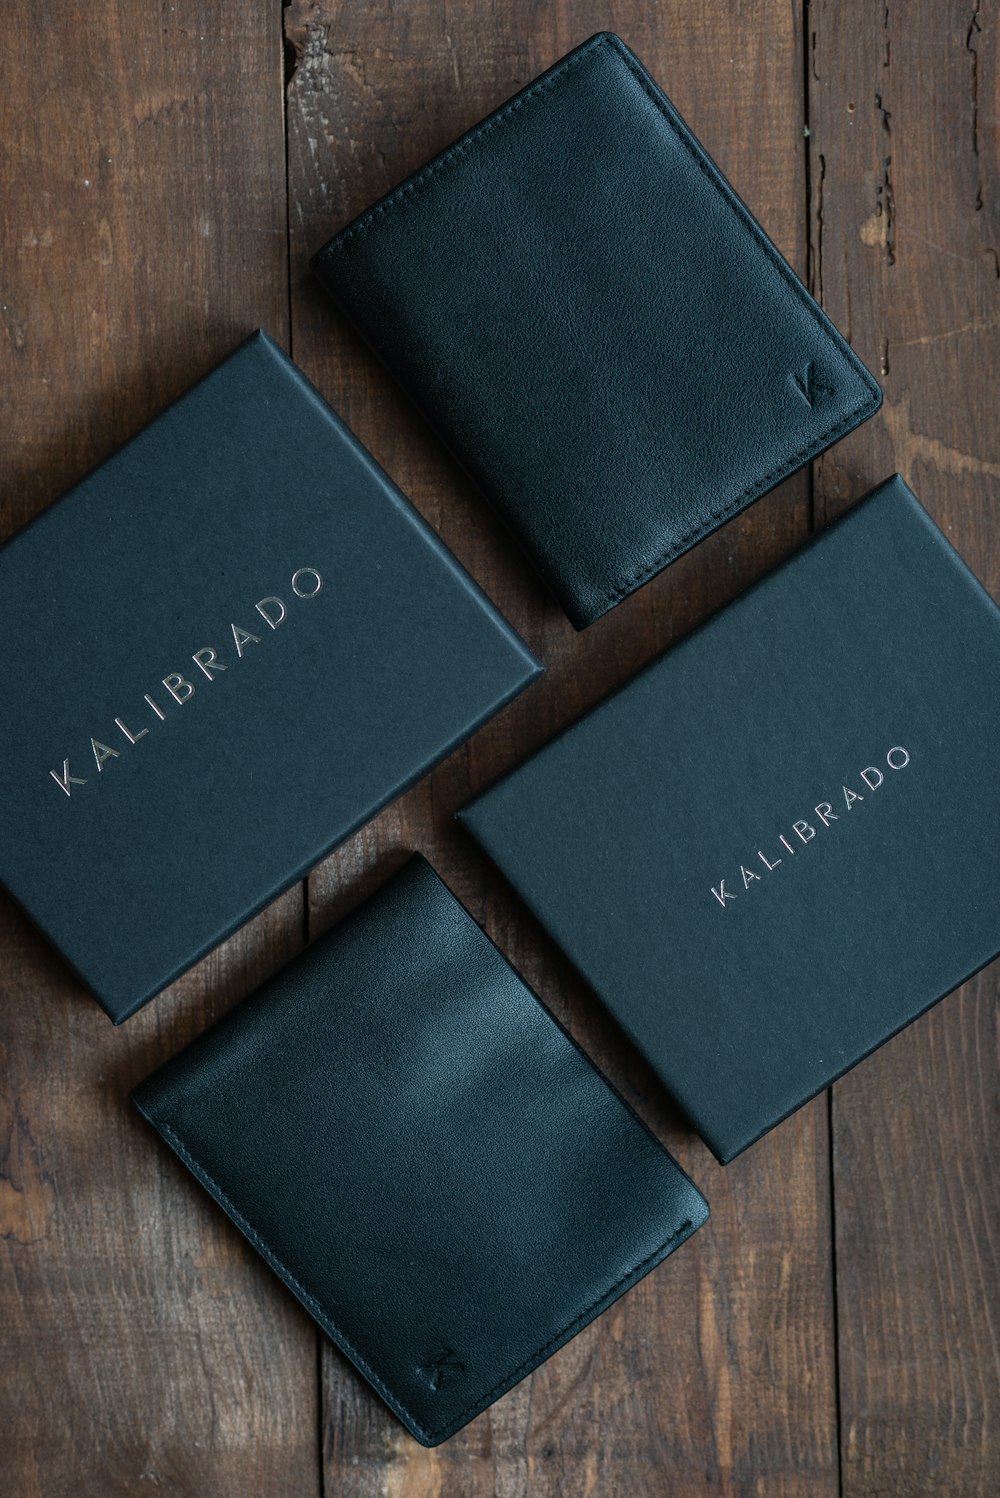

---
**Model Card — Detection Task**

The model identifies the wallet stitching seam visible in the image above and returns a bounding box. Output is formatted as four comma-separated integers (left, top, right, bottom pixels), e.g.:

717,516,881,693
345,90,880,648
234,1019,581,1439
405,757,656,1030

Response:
156,1122,424,1437
317,34,607,253
600,396,874,607
598,43,881,608
423,1218,694,1438
316,32,881,620
156,1118,693,1443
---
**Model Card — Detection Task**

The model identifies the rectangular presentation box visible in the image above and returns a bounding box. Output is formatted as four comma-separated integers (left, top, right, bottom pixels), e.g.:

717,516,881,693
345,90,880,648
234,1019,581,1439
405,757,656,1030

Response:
459,476,1000,1161
0,331,541,1022
133,856,707,1445
313,31,881,628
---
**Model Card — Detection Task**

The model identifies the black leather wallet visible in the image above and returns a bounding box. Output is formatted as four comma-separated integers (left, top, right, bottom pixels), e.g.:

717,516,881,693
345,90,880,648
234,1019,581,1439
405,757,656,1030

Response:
132,856,707,1445
312,31,882,628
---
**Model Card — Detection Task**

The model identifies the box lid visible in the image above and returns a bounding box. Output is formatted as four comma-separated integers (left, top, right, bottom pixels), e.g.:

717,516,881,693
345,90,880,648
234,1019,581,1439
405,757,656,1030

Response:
458,476,1000,1161
0,331,540,1021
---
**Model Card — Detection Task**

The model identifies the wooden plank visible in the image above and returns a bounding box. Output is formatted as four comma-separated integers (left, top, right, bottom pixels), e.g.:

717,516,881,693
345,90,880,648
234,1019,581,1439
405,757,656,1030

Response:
0,5,320,1495
809,3,1000,1493
286,3,838,1491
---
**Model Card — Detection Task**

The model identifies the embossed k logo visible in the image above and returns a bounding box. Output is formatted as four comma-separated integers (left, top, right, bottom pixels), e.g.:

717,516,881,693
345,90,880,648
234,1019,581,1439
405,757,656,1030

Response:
417,1348,466,1391
791,361,835,409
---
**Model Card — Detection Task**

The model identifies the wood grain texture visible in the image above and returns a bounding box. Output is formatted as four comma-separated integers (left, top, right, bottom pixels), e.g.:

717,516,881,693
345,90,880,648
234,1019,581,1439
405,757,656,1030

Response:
1,0,996,1493
286,3,838,1492
810,4,1000,1495
0,5,319,1497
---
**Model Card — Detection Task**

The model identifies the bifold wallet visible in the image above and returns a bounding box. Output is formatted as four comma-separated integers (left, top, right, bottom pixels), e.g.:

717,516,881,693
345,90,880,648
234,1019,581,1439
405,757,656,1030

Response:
0,332,540,1022
312,31,882,628
459,476,1000,1161
132,856,707,1445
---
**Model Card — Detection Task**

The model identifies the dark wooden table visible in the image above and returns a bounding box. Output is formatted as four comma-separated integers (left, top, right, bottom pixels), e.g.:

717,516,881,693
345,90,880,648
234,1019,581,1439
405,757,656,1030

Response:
2,3,997,1494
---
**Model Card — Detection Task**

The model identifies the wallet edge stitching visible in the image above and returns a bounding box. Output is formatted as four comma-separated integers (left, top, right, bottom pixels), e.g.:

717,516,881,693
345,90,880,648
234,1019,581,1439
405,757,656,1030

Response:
154,1117,694,1443
598,394,876,611
316,34,607,255
594,38,881,610
427,1217,695,1438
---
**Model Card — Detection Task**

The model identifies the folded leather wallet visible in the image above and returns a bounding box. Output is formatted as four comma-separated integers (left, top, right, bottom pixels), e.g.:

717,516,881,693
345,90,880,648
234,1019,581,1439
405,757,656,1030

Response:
132,856,707,1445
312,31,882,628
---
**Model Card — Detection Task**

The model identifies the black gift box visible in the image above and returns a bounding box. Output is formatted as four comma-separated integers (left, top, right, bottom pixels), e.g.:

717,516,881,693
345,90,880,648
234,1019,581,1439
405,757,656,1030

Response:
459,476,1000,1162
0,332,540,1022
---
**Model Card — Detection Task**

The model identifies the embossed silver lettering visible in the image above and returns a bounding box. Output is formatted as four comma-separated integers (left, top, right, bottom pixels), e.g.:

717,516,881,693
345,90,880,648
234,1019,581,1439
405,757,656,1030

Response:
291,567,322,598
91,738,120,771
49,565,327,799
254,596,287,629
163,673,195,705
192,647,227,680
230,623,261,658
50,759,87,796
711,744,912,910
115,717,148,745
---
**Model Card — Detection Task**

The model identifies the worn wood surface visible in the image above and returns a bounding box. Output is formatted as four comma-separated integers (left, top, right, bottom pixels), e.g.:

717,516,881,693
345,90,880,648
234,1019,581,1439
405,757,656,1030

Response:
0,7,319,1498
1,2,996,1494
811,5,1000,1496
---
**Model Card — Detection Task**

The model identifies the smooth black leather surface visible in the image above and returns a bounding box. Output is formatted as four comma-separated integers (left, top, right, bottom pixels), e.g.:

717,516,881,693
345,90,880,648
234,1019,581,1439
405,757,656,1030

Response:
0,331,540,1022
459,477,1000,1161
132,857,708,1445
312,31,882,628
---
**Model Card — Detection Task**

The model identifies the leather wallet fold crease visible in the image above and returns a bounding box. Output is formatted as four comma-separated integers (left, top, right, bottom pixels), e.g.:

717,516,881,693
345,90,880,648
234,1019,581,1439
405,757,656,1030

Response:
132,856,708,1445
312,31,881,627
